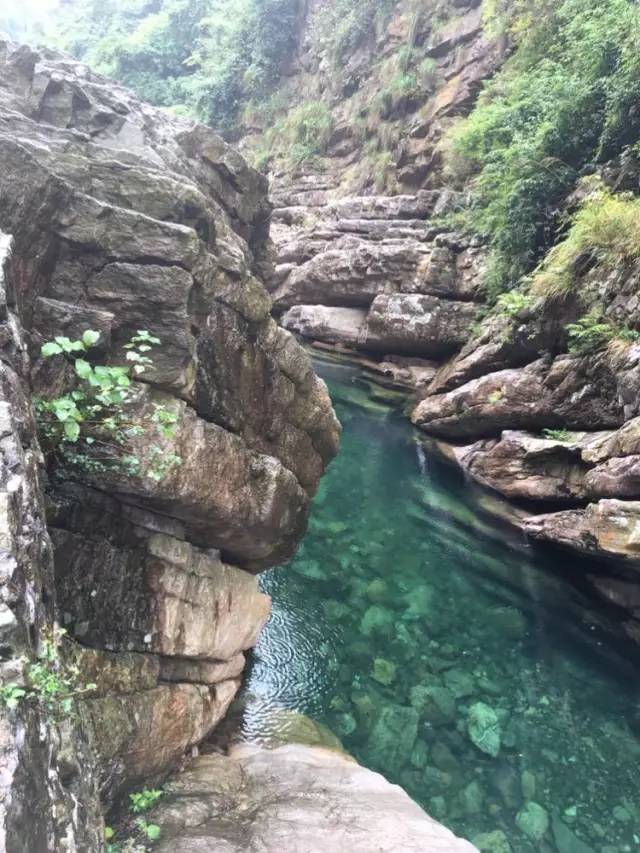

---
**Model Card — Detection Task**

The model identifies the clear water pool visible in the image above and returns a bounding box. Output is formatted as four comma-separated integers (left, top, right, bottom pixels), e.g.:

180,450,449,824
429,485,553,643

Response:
234,360,640,852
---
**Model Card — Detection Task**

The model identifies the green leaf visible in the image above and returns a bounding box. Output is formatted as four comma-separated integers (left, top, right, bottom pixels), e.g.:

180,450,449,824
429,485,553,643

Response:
74,359,93,380
63,421,80,442
82,329,101,347
41,342,63,357
54,336,74,352
145,824,161,840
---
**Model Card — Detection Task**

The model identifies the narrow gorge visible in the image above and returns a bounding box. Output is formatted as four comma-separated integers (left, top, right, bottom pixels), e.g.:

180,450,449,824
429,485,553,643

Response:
1,0,640,851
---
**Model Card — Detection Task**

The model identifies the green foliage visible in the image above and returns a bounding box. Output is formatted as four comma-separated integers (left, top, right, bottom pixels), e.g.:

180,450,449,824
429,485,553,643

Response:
315,0,395,68
0,683,26,711
259,101,333,167
532,184,640,300
449,0,640,295
495,290,534,317
129,789,163,814
36,330,181,482
1,627,97,717
136,819,161,841
542,427,572,441
566,311,615,355
53,0,301,133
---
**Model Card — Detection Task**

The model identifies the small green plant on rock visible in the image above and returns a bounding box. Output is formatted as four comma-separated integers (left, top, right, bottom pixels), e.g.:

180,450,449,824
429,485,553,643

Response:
0,626,96,717
0,683,26,710
36,330,180,481
542,427,572,442
495,290,535,318
27,627,97,716
135,819,161,842
130,788,163,814
566,312,615,355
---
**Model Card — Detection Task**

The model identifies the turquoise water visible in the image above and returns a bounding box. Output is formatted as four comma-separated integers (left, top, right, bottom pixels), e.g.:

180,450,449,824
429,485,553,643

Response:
236,361,640,852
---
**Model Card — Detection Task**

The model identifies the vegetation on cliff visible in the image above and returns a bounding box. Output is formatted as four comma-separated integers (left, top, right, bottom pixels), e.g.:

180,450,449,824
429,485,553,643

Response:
450,0,640,295
52,0,301,132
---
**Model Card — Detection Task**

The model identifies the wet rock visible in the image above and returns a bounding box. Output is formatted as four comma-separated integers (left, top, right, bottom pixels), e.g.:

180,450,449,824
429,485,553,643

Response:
366,578,390,603
432,742,461,773
551,815,596,853
516,801,550,842
360,605,395,638
410,740,430,770
461,780,485,815
444,668,476,699
367,704,419,774
473,830,512,853
410,685,457,726
521,770,536,801
467,702,501,757
372,658,397,686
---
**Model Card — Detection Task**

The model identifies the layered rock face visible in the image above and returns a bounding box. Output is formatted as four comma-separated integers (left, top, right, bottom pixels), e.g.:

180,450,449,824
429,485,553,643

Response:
0,39,339,849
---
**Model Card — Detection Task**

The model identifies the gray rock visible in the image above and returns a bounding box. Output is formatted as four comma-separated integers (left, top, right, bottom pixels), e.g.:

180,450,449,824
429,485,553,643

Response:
152,744,479,852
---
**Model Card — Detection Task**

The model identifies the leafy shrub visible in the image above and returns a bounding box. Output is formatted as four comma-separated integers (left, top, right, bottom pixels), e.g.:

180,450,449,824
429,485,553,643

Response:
566,312,615,355
532,185,640,300
53,0,301,133
449,0,640,295
495,290,535,317
0,627,97,717
130,789,163,814
542,427,572,441
36,330,181,482
266,101,333,165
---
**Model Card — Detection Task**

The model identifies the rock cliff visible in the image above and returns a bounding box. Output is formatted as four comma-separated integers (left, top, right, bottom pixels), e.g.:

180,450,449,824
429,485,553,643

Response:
236,0,640,643
0,39,341,849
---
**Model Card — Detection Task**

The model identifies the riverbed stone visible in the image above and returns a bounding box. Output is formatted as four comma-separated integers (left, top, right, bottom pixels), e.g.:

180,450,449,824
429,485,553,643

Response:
367,704,419,773
551,814,596,853
473,829,512,853
432,741,460,773
467,702,501,757
410,685,457,725
445,668,476,699
360,604,395,638
516,801,550,841
372,658,397,686
462,780,484,815
521,770,536,801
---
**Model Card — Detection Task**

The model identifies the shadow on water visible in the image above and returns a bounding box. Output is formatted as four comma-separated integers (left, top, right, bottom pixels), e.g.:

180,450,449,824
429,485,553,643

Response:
233,359,640,852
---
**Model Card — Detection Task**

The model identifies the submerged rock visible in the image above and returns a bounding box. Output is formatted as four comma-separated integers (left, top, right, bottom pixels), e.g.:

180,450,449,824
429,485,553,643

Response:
367,704,419,773
360,604,395,638
372,658,397,686
410,685,457,726
516,801,550,842
551,814,596,853
473,829,512,853
467,703,501,757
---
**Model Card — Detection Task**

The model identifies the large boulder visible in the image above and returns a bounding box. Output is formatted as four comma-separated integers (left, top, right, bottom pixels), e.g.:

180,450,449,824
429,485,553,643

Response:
150,744,479,853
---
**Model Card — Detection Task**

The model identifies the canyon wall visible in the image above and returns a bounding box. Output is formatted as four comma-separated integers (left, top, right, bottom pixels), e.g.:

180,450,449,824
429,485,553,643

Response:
0,39,340,849
240,0,640,644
